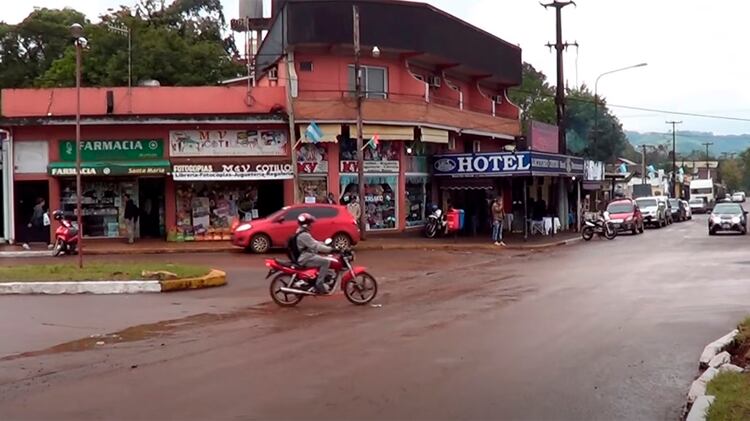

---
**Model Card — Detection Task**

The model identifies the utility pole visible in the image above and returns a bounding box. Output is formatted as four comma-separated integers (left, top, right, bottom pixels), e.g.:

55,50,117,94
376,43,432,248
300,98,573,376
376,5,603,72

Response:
667,120,682,198
353,5,366,239
542,1,576,155
702,142,713,179
640,144,648,185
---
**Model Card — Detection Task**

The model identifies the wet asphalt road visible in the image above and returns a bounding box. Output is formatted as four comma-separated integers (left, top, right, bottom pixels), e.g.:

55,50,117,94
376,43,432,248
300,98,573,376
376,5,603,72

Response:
2,215,750,420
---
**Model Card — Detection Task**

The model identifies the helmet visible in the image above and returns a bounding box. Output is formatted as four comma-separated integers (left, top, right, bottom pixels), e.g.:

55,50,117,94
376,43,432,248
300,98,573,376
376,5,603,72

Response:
52,210,64,221
297,212,316,227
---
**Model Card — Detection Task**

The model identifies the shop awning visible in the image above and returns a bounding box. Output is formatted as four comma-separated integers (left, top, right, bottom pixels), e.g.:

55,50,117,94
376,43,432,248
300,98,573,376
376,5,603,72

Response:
48,160,171,176
420,127,450,144
349,124,414,141
299,123,340,143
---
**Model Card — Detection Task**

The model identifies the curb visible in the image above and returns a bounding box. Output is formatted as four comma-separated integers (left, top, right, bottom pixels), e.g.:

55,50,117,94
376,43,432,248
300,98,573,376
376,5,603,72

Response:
0,269,227,295
683,328,742,420
357,237,582,252
0,250,53,258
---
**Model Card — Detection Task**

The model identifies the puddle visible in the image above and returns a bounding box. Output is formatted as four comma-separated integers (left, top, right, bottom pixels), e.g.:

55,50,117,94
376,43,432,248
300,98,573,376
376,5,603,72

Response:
1,303,279,362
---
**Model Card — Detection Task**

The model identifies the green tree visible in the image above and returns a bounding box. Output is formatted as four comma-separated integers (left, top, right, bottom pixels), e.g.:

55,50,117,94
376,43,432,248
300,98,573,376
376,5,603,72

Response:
2,2,242,88
721,159,743,192
0,8,87,88
508,62,556,127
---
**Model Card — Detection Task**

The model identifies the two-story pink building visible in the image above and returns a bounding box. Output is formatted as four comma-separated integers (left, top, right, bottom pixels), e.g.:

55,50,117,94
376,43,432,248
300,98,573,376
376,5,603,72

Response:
0,0,525,244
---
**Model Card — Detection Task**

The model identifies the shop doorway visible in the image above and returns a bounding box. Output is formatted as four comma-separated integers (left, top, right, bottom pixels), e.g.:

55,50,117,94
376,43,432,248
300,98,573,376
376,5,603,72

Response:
256,180,284,218
445,188,491,236
138,178,165,239
14,180,50,244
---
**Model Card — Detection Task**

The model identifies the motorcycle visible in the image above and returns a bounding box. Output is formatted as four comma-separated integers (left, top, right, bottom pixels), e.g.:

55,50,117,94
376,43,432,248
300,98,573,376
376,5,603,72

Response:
265,240,378,307
424,206,448,238
581,212,617,241
52,211,79,256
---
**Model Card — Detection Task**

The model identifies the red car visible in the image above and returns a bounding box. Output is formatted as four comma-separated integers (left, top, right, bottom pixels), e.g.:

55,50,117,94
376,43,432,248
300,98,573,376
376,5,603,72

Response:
606,199,645,235
231,204,360,254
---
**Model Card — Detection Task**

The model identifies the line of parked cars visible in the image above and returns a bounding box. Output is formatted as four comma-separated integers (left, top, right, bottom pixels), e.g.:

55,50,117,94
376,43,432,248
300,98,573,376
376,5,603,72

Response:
603,196,692,235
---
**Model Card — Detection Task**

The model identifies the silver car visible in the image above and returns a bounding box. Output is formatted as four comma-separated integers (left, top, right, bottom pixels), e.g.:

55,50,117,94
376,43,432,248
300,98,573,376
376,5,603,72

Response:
635,197,668,228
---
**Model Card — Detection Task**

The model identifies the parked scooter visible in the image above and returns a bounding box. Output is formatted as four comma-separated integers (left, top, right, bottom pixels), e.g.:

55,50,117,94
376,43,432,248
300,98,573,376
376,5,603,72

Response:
424,205,448,238
581,212,617,241
51,210,79,256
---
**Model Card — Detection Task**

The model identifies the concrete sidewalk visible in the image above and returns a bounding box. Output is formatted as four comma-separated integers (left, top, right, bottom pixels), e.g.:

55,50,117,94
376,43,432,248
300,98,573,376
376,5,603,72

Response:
0,231,581,257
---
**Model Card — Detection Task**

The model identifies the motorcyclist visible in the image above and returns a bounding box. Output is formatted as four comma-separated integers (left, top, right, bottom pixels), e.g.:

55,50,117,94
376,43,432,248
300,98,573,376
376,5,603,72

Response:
295,213,335,294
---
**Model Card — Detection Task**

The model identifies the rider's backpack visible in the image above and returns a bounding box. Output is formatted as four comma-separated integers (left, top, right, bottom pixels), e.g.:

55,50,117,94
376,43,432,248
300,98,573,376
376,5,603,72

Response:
286,232,302,263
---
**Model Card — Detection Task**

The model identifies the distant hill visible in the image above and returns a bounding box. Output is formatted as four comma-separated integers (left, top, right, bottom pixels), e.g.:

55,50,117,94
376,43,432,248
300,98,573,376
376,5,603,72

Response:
626,130,750,156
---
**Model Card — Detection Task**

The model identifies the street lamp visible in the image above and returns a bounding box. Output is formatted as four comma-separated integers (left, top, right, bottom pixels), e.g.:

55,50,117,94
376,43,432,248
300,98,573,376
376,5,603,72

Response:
71,23,87,269
593,63,647,150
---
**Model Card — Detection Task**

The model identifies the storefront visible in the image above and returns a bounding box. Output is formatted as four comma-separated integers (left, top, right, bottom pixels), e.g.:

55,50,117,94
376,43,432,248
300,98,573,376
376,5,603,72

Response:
405,152,431,228
168,128,291,241
49,139,169,239
297,143,330,204
339,137,401,231
433,150,584,235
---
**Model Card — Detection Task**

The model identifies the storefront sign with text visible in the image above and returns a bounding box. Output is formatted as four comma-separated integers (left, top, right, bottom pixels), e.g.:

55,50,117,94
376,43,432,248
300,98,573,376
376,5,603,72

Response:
433,151,583,177
59,139,164,161
172,163,294,181
340,160,399,173
298,161,329,174
170,130,287,157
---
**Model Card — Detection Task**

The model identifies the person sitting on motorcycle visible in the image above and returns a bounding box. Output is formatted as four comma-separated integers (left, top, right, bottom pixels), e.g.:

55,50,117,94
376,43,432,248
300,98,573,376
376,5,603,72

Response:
295,213,335,294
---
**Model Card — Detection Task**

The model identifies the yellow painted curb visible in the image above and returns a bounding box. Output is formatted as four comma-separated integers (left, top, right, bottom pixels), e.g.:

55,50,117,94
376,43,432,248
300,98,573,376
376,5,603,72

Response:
159,269,227,292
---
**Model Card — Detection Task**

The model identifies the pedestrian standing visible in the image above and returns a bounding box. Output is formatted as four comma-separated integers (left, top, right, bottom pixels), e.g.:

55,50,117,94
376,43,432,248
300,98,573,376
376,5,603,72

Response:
23,198,49,250
123,194,139,244
491,196,506,246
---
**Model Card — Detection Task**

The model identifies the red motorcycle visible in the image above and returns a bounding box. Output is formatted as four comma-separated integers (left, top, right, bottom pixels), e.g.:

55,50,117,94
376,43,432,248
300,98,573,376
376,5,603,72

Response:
265,244,378,307
51,210,79,257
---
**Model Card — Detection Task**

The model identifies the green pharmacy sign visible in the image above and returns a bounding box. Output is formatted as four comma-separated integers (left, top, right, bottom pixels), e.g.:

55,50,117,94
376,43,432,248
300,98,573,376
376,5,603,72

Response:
59,139,164,161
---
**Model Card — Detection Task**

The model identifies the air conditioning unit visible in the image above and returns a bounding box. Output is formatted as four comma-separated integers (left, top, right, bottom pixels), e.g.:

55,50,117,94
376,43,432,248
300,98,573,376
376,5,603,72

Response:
268,66,278,81
491,95,502,104
427,75,441,88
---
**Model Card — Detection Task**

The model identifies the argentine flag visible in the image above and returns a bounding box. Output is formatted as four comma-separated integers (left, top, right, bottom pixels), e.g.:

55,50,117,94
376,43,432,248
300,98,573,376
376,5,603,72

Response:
305,122,324,143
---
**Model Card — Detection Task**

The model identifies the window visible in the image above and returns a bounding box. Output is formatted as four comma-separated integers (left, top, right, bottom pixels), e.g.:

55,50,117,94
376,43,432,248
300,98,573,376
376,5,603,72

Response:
308,207,338,219
283,208,306,222
348,65,388,99
299,61,313,72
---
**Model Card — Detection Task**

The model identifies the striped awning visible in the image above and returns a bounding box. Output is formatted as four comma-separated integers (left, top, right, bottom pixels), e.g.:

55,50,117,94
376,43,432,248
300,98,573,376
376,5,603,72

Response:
349,124,414,141
420,127,450,144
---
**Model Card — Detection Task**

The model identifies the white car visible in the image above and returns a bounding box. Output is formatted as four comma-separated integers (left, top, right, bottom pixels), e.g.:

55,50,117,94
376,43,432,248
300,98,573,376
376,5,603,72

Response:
732,192,746,203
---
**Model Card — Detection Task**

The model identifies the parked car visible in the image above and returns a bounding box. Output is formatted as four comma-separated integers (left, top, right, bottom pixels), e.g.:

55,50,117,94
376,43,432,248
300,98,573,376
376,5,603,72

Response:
689,197,709,214
681,200,692,220
231,204,360,253
709,202,748,235
732,192,746,203
605,199,644,235
657,196,673,225
635,197,667,228
668,198,687,222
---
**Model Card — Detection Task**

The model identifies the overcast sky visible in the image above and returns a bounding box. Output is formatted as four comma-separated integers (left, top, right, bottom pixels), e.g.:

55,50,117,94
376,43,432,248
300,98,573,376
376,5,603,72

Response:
5,0,750,136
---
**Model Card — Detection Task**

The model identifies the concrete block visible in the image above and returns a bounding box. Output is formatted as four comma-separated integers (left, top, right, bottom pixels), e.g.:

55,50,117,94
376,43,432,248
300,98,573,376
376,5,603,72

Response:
700,330,739,366
686,395,715,421
708,351,731,368
688,367,719,403
718,363,744,373
0,281,161,294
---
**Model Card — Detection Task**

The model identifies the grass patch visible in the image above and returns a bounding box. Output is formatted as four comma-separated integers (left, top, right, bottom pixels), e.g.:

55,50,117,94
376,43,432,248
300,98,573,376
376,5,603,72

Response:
706,371,750,421
737,316,750,343
0,262,210,282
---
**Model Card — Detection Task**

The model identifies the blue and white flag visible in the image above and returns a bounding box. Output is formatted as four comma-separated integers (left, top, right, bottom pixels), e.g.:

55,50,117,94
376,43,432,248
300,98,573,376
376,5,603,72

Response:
618,163,628,174
647,165,656,174
305,121,324,143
